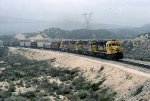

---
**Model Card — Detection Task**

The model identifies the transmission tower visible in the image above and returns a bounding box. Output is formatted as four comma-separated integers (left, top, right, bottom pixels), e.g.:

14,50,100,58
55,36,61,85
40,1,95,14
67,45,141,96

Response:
82,12,92,29
82,12,95,40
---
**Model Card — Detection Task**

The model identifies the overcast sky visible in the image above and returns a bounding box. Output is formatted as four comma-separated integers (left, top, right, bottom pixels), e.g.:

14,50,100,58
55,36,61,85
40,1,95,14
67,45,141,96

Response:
0,0,150,26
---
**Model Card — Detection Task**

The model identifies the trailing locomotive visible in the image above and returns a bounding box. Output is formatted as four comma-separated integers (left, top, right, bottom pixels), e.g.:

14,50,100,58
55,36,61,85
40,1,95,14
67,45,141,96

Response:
60,40,123,60
3,39,123,60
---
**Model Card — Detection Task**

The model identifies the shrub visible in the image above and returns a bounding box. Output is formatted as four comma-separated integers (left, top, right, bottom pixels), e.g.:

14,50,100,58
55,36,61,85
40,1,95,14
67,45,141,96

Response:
36,98,51,101
8,83,15,92
78,91,88,99
20,91,36,98
0,54,116,100
4,96,27,101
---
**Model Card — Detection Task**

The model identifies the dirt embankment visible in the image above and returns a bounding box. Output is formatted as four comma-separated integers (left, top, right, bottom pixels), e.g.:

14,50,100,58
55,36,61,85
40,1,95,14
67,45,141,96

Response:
9,47,150,100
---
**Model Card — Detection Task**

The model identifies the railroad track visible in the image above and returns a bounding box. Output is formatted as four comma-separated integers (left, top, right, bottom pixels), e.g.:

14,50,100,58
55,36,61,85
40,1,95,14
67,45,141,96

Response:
45,48,150,70
12,47,150,72
63,50,150,72
118,59,150,69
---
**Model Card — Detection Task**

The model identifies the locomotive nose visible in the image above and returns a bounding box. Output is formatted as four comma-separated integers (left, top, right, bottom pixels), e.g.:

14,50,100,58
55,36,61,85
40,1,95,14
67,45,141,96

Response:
116,46,123,52
112,46,122,52
116,48,119,51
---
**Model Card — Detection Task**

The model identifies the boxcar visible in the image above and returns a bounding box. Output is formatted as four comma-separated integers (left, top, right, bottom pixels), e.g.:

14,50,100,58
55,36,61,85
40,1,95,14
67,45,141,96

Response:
51,41,60,50
31,42,37,48
24,41,31,47
13,41,20,47
8,41,14,46
43,42,51,49
3,41,9,46
37,42,44,48
19,42,25,47
0,40,3,47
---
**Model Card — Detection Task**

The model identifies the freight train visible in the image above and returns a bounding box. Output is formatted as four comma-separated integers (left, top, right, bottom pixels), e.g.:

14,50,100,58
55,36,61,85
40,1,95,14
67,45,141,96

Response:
3,40,123,60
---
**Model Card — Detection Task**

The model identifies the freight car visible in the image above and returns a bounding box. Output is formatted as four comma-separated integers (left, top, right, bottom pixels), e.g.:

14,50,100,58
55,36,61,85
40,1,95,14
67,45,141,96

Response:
37,41,44,48
31,42,37,48
51,41,60,50
19,40,31,47
24,41,31,47
19,41,25,47
13,41,20,47
43,42,51,49
8,41,14,46
3,41,9,46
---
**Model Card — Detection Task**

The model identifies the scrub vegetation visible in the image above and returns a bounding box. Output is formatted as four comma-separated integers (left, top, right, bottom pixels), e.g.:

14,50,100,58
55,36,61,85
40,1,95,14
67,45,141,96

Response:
0,53,116,101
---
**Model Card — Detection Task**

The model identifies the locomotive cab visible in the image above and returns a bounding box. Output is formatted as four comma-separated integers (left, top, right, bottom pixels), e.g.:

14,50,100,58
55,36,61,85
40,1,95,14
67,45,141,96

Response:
106,40,123,59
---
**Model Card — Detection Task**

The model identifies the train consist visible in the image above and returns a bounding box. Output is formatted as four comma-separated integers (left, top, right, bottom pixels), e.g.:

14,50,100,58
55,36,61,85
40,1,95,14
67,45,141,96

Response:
3,40,123,60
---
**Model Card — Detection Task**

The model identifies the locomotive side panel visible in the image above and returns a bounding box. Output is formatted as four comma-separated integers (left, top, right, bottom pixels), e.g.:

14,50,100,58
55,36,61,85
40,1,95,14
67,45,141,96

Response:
69,41,76,52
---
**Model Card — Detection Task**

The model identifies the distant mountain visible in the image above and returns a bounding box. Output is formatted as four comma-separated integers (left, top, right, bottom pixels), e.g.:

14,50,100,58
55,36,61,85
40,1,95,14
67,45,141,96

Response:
53,22,132,30
140,24,150,32
25,27,128,40
109,24,150,39
2,16,150,39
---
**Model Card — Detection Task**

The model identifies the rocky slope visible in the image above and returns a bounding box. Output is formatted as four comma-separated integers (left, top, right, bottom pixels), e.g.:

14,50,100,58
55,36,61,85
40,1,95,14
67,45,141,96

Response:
123,33,150,60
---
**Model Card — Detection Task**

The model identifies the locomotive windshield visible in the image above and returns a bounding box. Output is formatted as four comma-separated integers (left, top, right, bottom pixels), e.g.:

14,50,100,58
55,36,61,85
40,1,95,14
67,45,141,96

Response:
112,43,120,46
92,43,97,45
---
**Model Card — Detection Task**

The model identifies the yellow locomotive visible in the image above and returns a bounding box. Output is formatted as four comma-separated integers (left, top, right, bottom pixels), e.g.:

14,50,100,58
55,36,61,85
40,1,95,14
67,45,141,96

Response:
104,40,123,59
60,40,123,60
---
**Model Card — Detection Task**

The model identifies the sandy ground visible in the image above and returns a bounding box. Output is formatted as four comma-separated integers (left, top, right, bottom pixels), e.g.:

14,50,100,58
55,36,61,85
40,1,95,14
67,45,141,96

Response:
9,47,150,100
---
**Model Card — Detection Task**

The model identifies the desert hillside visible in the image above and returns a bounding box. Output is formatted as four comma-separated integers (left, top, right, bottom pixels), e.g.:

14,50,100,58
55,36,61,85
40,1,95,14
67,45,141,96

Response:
6,47,150,101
